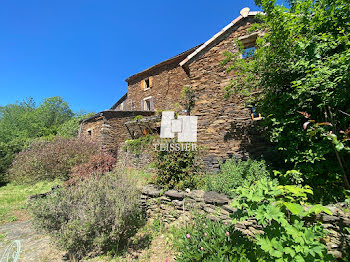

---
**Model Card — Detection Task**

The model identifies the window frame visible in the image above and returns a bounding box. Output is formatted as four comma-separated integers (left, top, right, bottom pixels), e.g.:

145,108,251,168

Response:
142,96,154,111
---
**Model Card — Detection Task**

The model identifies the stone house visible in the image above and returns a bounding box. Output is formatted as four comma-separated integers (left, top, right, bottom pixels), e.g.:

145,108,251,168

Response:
80,8,271,169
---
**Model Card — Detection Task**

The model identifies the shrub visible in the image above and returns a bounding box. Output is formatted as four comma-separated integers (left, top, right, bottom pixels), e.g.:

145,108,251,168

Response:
172,215,254,261
231,178,334,261
153,145,203,190
205,158,271,197
66,153,116,186
8,137,100,183
174,179,334,261
123,135,155,155
29,171,143,260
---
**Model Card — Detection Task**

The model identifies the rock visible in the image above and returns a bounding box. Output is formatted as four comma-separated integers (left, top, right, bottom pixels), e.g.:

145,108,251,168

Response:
160,196,171,202
248,226,263,235
142,185,161,197
187,190,205,200
328,250,342,259
321,215,340,223
164,190,184,199
343,218,350,226
203,206,217,214
222,204,237,213
173,200,184,207
204,191,229,205
206,215,220,222
234,223,246,230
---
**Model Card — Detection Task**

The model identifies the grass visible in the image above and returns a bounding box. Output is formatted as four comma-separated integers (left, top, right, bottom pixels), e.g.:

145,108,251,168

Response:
125,168,154,189
0,180,60,225
87,217,175,262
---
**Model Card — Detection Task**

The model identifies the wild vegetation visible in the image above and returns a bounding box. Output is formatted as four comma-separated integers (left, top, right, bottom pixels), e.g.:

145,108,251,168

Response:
0,0,349,260
8,137,102,183
0,96,93,183
205,158,271,197
29,171,143,260
153,144,204,190
223,0,350,203
0,181,58,225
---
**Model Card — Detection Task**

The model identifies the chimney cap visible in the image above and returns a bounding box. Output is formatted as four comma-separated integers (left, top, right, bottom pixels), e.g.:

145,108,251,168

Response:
240,7,250,18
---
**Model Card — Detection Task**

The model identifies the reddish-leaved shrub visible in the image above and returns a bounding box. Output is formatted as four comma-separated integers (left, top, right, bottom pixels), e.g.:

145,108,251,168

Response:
8,137,101,183
66,153,116,185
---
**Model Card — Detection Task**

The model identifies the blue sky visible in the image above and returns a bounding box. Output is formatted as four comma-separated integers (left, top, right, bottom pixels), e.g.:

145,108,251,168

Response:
0,0,285,113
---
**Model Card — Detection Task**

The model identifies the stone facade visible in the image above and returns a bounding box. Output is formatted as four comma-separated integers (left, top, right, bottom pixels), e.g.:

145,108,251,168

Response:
80,111,154,155
187,17,269,169
127,64,191,112
81,12,272,169
141,184,350,260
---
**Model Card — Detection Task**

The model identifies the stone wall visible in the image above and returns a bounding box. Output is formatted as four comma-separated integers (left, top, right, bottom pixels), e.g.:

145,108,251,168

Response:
187,17,272,169
127,63,190,112
141,184,350,260
80,111,154,156
117,143,154,170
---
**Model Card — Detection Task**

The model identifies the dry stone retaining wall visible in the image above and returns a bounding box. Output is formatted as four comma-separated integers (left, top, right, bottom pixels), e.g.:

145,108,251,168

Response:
141,184,350,260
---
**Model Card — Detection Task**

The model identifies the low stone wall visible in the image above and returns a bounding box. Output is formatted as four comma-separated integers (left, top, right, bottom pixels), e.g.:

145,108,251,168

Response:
117,145,154,170
140,185,350,260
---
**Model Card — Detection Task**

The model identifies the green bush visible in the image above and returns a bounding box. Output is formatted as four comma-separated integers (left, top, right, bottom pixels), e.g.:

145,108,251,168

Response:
174,179,334,261
123,135,155,155
205,158,271,197
0,138,28,184
172,215,253,261
8,137,100,183
231,178,334,261
153,145,203,190
29,171,143,260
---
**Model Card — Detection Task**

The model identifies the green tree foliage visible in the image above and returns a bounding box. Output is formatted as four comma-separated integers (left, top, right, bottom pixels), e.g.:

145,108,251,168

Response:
0,97,92,182
56,112,95,137
223,0,350,200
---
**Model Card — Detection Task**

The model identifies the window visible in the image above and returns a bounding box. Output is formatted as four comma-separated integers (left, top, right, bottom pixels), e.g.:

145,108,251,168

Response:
242,46,255,58
238,32,258,59
141,96,154,111
87,129,92,136
141,76,153,91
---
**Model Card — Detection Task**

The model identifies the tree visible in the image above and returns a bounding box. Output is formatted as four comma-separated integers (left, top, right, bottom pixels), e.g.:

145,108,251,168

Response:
223,0,350,201
0,97,80,182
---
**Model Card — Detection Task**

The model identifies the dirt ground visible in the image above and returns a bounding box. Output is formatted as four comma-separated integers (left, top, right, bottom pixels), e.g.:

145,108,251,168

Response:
0,217,183,262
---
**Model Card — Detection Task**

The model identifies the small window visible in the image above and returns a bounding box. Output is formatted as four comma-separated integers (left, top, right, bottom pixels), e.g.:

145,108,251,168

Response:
87,129,92,136
141,76,153,91
242,46,255,59
141,97,154,111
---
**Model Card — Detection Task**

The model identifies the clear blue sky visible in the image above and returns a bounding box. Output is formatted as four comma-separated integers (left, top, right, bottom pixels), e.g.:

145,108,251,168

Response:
0,0,286,113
